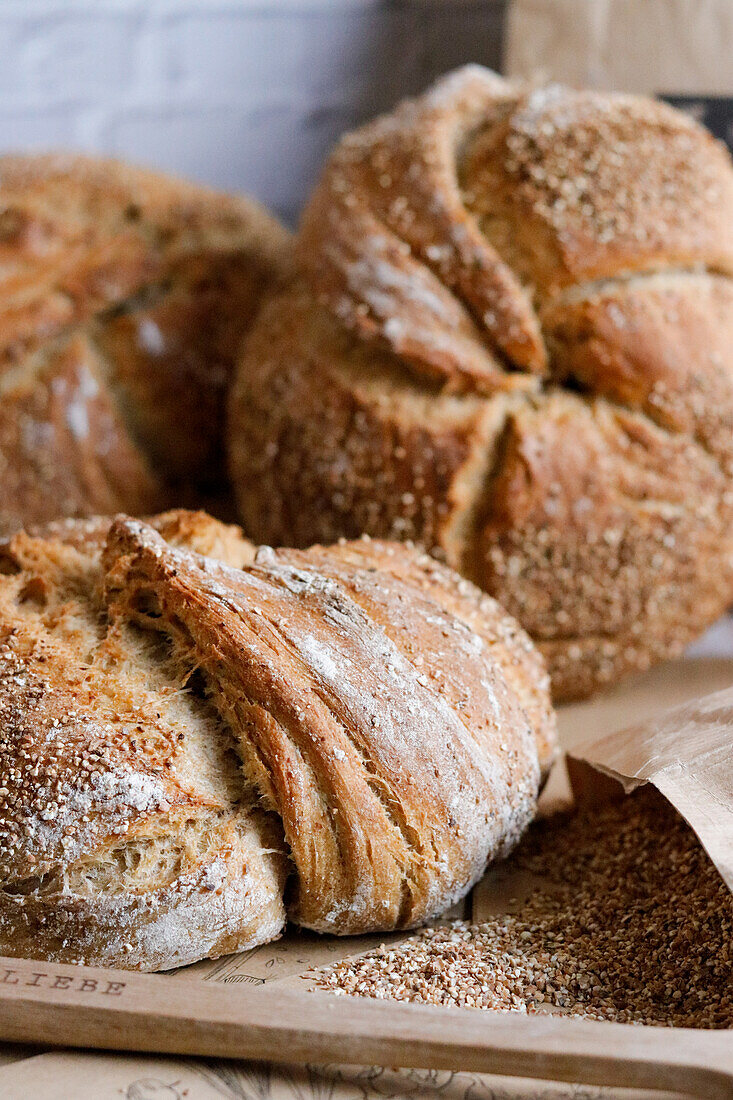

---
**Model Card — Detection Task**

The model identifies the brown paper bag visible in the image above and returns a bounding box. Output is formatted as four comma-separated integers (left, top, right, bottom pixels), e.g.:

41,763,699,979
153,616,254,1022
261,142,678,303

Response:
475,665,733,927
505,0,733,94
566,686,733,890
505,0,733,151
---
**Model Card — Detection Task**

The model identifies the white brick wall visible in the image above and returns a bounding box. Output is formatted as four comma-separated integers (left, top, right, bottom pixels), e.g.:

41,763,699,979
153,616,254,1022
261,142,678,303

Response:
0,0,506,223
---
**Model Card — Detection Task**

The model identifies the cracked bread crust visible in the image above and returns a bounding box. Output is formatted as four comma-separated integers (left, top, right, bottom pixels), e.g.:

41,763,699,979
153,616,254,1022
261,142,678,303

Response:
0,510,285,970
228,67,733,701
0,507,555,969
0,153,291,538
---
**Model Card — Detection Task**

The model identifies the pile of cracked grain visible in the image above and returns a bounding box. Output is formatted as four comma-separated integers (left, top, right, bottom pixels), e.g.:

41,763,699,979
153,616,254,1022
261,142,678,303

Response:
314,788,732,1028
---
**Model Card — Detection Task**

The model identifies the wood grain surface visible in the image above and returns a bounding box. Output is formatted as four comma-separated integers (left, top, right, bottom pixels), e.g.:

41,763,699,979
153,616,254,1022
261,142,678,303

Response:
0,954,730,1099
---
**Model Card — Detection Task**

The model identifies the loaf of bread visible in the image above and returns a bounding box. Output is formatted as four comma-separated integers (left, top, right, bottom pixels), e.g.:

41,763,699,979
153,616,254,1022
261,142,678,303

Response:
228,67,733,701
0,154,291,538
0,509,555,970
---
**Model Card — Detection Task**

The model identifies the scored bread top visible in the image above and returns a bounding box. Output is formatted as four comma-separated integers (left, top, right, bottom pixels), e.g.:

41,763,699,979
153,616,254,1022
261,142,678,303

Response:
229,66,733,702
297,65,733,389
0,509,554,968
0,153,291,537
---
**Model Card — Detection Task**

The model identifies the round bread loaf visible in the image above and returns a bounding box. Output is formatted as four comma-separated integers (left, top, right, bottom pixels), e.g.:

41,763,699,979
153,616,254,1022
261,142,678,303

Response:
228,67,733,701
0,154,291,538
0,509,554,970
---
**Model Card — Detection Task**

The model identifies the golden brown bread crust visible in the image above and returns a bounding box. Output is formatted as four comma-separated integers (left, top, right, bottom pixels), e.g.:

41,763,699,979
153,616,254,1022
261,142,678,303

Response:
103,521,552,935
24,508,258,566
0,509,555,968
0,153,291,537
228,67,733,701
0,510,284,970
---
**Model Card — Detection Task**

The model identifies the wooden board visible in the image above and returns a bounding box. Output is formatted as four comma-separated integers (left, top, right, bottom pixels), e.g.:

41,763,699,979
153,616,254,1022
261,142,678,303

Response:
0,954,731,1099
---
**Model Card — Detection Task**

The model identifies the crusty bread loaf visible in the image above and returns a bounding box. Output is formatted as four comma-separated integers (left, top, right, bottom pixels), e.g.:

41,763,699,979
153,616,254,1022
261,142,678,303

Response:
0,154,291,538
228,67,733,702
0,509,555,970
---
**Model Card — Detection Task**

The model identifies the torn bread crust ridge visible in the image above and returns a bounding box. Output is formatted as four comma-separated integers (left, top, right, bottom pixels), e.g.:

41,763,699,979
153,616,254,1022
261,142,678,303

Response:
102,515,550,938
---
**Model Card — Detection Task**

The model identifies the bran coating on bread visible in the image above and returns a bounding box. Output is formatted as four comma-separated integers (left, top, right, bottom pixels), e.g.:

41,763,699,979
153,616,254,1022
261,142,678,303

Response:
229,67,733,701
0,510,286,969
